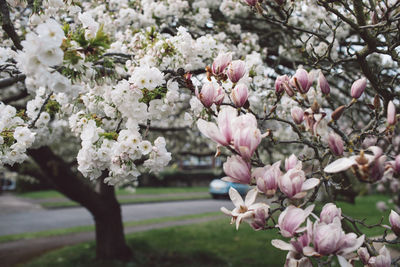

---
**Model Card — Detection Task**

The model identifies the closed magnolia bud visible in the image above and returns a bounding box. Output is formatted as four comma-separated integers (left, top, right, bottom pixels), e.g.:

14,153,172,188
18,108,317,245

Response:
214,86,225,105
351,77,366,99
275,75,289,94
196,83,215,108
231,83,249,108
328,133,344,156
291,106,304,124
331,105,346,121
227,60,246,83
318,72,330,95
389,210,400,236
320,203,342,224
211,52,232,75
292,68,311,94
283,83,295,97
357,247,370,265
387,101,396,126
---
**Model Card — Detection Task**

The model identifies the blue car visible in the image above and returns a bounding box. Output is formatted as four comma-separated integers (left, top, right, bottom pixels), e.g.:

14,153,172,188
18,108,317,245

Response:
209,179,250,199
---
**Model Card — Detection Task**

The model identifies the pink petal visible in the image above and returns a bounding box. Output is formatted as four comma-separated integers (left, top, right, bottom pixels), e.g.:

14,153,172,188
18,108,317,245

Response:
337,255,352,267
197,119,228,146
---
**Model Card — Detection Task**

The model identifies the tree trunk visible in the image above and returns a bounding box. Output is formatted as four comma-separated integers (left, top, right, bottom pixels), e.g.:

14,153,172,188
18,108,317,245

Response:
27,146,132,261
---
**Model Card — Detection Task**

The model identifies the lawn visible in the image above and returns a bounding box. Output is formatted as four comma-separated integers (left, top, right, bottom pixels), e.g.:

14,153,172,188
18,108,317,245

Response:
22,194,397,267
18,187,209,199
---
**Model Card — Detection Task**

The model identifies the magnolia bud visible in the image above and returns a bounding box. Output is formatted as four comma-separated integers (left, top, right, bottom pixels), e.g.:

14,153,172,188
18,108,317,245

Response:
387,100,396,126
214,86,225,105
245,0,258,6
227,60,246,83
231,83,249,108
351,77,366,99
292,69,310,94
318,72,330,95
331,105,346,121
211,52,232,75
196,83,215,108
389,210,400,236
357,247,370,265
328,133,344,156
320,203,342,224
275,75,289,94
291,107,304,124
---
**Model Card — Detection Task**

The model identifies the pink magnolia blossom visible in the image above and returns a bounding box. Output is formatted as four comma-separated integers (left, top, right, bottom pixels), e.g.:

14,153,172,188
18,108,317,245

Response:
233,126,261,160
212,52,232,75
357,247,370,265
389,210,400,236
386,154,400,174
222,155,251,184
387,100,396,126
277,205,314,238
324,146,386,182
195,83,216,108
250,207,268,230
304,107,326,136
272,219,312,254
254,161,281,197
197,106,237,146
221,188,269,230
285,252,312,267
227,60,246,83
291,107,304,125
278,168,320,199
328,133,344,156
318,71,330,95
231,83,249,108
368,246,391,267
320,203,342,224
303,217,364,257
351,77,366,99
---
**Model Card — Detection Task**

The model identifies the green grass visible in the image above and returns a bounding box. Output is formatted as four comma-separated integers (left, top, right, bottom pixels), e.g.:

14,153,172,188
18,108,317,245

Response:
22,219,285,267
41,195,211,209
19,194,399,267
0,212,220,244
18,187,209,199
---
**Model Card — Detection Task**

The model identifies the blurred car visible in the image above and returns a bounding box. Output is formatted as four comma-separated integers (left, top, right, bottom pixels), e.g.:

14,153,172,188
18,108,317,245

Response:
209,179,250,199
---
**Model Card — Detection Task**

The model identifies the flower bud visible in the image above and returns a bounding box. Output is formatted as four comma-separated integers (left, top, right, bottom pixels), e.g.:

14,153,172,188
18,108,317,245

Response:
275,75,289,94
318,72,330,95
211,52,232,75
292,69,311,94
331,105,346,121
351,77,366,99
357,247,370,265
222,155,251,184
227,60,246,83
320,203,342,224
231,83,249,108
214,86,225,105
195,83,215,108
389,210,400,236
285,154,299,171
387,100,396,126
291,107,304,124
328,133,344,156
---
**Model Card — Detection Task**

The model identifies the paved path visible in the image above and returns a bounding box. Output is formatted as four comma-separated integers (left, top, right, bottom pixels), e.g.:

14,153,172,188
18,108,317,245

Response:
0,199,232,236
0,215,225,267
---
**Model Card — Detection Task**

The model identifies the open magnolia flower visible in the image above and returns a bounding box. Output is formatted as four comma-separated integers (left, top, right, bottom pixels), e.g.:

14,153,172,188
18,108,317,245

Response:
324,146,386,182
221,187,269,230
277,204,315,238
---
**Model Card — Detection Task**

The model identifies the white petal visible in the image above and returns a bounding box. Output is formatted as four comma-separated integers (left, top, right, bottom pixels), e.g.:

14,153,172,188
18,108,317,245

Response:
337,255,352,267
244,188,258,206
221,207,232,216
221,176,237,183
324,158,356,173
229,187,244,207
301,178,320,191
303,246,318,257
197,119,227,145
271,239,294,251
